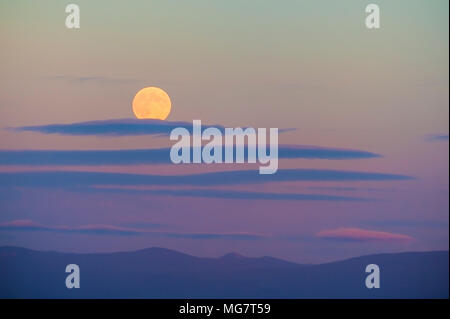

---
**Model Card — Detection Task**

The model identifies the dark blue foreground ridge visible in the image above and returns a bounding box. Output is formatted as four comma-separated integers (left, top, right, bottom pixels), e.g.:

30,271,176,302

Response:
0,246,447,298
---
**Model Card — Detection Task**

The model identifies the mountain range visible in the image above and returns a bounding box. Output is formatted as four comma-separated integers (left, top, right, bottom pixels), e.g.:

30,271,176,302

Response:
0,246,447,298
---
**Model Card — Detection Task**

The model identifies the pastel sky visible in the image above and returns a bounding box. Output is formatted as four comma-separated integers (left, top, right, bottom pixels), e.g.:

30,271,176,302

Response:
0,0,448,263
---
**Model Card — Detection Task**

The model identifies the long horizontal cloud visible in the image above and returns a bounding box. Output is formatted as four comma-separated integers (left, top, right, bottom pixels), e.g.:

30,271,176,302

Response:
0,169,413,188
91,187,372,202
0,220,265,240
0,145,380,166
362,219,449,229
0,220,140,236
308,186,390,192
316,228,413,242
13,119,205,136
12,119,295,136
48,75,141,84
426,134,449,142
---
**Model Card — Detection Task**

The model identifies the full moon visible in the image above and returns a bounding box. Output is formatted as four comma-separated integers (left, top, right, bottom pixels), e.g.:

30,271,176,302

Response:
132,87,171,120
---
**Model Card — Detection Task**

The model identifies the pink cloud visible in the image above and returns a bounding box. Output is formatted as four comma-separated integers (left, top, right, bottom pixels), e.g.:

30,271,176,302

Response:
316,227,413,242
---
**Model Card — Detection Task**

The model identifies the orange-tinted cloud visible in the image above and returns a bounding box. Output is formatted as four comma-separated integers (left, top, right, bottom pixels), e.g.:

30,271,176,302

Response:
316,228,413,242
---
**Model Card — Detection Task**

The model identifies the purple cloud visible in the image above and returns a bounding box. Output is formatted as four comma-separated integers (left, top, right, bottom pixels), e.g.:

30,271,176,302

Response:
11,119,295,137
316,228,414,242
0,145,380,166
94,187,373,202
0,169,414,188
0,220,266,240
426,134,449,142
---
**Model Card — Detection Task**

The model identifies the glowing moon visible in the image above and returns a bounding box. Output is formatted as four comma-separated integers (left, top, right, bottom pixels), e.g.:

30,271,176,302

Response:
132,87,171,120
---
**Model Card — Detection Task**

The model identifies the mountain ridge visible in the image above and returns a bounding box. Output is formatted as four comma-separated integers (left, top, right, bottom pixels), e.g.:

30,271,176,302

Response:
2,244,447,265
0,246,447,298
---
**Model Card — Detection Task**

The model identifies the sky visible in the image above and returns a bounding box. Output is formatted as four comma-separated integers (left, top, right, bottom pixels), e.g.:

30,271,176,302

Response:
0,0,448,263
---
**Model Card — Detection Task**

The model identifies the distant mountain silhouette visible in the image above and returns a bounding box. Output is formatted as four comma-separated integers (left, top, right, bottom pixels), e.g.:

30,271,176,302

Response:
0,246,447,298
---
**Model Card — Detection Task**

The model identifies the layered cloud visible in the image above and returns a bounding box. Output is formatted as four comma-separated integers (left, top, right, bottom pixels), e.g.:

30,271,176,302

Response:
316,228,413,242
0,221,417,243
13,119,205,136
91,187,372,202
0,219,141,236
12,119,297,137
48,75,140,84
0,145,380,166
426,134,449,142
0,220,265,240
0,169,413,188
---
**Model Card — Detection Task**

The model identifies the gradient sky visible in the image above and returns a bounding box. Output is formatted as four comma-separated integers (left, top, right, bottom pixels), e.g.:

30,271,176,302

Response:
0,0,448,263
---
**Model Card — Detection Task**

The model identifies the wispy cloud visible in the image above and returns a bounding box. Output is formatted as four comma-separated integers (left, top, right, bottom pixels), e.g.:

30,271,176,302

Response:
0,169,414,189
316,227,413,242
0,145,380,166
278,145,380,160
47,75,141,84
0,220,141,236
426,134,449,142
360,219,449,229
0,220,265,240
12,118,298,137
12,119,206,137
308,186,390,192
91,187,373,202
